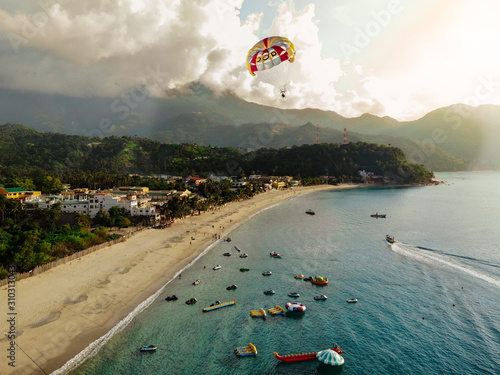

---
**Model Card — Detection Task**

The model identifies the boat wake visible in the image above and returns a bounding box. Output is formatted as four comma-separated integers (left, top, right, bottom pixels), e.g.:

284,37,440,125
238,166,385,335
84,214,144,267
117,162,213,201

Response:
389,242,500,287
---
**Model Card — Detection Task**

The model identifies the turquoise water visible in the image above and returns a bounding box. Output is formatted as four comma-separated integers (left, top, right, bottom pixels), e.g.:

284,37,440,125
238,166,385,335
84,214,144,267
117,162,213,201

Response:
70,172,500,374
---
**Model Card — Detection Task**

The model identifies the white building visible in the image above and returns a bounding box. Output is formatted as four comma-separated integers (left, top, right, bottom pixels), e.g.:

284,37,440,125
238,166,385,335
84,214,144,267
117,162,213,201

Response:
60,201,90,215
88,193,138,218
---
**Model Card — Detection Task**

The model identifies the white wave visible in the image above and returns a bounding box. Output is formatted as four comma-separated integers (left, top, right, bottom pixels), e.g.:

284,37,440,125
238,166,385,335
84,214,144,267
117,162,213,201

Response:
389,242,500,287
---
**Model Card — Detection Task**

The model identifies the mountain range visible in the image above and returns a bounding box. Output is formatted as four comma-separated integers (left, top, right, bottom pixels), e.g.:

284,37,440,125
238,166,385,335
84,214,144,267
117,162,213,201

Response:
1,85,498,171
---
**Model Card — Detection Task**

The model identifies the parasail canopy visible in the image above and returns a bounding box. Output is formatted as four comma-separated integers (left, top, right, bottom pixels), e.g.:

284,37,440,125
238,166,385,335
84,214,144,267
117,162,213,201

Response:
246,36,296,96
246,36,296,76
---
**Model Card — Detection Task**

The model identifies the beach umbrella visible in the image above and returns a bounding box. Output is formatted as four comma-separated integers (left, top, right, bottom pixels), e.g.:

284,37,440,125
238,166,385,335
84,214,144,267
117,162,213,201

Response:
316,349,344,366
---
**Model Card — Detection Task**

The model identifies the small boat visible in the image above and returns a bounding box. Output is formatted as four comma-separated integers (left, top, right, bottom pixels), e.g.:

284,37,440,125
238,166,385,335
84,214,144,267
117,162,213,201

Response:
314,294,328,300
165,295,178,301
140,345,157,352
288,292,300,298
305,209,315,215
286,302,306,312
224,237,232,242
239,253,248,258
303,277,312,282
240,267,250,272
371,213,386,218
274,346,342,362
294,274,304,279
223,252,231,256
346,298,358,303
185,298,197,305
262,271,272,276
234,245,241,252
270,251,282,258
213,265,221,270
268,305,286,315
202,300,236,312
264,289,275,295
192,279,201,285
234,343,257,357
226,284,238,290
250,308,267,318
311,276,329,285
386,235,395,244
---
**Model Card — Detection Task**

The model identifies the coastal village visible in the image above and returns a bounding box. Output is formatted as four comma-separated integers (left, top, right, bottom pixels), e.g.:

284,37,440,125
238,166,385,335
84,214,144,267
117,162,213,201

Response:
0,171,386,226
0,175,302,225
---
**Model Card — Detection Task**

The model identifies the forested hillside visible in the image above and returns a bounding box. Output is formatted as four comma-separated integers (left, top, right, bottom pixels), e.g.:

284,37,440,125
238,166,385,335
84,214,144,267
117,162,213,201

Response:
0,124,433,185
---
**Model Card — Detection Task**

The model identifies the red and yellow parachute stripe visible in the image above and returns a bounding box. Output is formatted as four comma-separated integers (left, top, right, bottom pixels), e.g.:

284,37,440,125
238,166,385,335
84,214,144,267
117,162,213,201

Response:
246,36,296,76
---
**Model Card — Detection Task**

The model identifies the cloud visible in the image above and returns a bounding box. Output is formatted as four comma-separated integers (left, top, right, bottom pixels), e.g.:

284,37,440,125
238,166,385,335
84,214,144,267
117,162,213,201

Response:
0,0,388,119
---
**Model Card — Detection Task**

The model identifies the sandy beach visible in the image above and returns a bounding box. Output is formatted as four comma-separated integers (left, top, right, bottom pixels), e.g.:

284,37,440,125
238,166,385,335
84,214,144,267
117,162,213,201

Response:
0,184,355,374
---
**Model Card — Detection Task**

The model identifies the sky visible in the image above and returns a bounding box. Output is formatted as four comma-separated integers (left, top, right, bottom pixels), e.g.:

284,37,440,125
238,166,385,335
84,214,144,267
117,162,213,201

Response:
0,0,499,121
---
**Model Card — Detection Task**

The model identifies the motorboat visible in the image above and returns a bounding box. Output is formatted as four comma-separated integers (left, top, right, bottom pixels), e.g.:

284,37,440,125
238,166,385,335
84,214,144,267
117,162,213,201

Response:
226,284,237,290
140,345,157,352
262,271,272,276
346,298,358,303
264,290,276,295
223,252,231,256
305,209,315,215
239,253,248,258
371,213,386,218
288,292,300,298
294,274,304,279
314,295,328,300
213,265,221,270
165,295,178,301
185,298,197,304
240,267,250,272
270,251,282,258
192,279,201,285
385,235,395,244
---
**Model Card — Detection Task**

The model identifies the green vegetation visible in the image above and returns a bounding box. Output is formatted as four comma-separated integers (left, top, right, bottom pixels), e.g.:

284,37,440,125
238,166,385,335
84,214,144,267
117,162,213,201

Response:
0,201,121,278
0,124,434,185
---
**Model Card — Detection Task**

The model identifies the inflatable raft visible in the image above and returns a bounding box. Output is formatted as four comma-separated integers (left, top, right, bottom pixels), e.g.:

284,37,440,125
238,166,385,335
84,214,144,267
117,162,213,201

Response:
268,305,286,315
274,346,343,362
285,302,306,312
250,308,267,318
311,276,329,285
235,343,257,357
202,300,236,312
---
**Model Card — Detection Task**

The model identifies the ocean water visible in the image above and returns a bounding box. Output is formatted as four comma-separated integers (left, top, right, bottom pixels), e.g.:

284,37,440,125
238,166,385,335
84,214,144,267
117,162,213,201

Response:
69,172,500,375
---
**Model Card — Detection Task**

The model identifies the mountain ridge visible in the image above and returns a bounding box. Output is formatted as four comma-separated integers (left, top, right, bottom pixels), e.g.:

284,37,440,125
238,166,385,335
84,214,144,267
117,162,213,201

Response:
0,86,498,170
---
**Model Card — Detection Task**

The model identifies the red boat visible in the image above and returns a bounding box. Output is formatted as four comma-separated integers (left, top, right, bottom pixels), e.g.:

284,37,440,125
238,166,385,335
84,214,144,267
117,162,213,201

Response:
274,346,342,362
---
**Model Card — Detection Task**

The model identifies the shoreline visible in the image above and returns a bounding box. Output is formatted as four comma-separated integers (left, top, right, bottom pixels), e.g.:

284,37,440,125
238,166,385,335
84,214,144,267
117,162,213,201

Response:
0,184,356,374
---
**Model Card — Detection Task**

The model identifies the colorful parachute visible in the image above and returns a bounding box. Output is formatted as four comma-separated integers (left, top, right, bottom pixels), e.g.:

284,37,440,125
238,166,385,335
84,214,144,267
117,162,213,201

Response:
246,36,296,97
246,36,296,76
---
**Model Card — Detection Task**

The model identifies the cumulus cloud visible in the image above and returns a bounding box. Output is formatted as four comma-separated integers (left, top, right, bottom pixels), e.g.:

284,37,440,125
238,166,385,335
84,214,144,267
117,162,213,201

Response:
0,0,386,119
